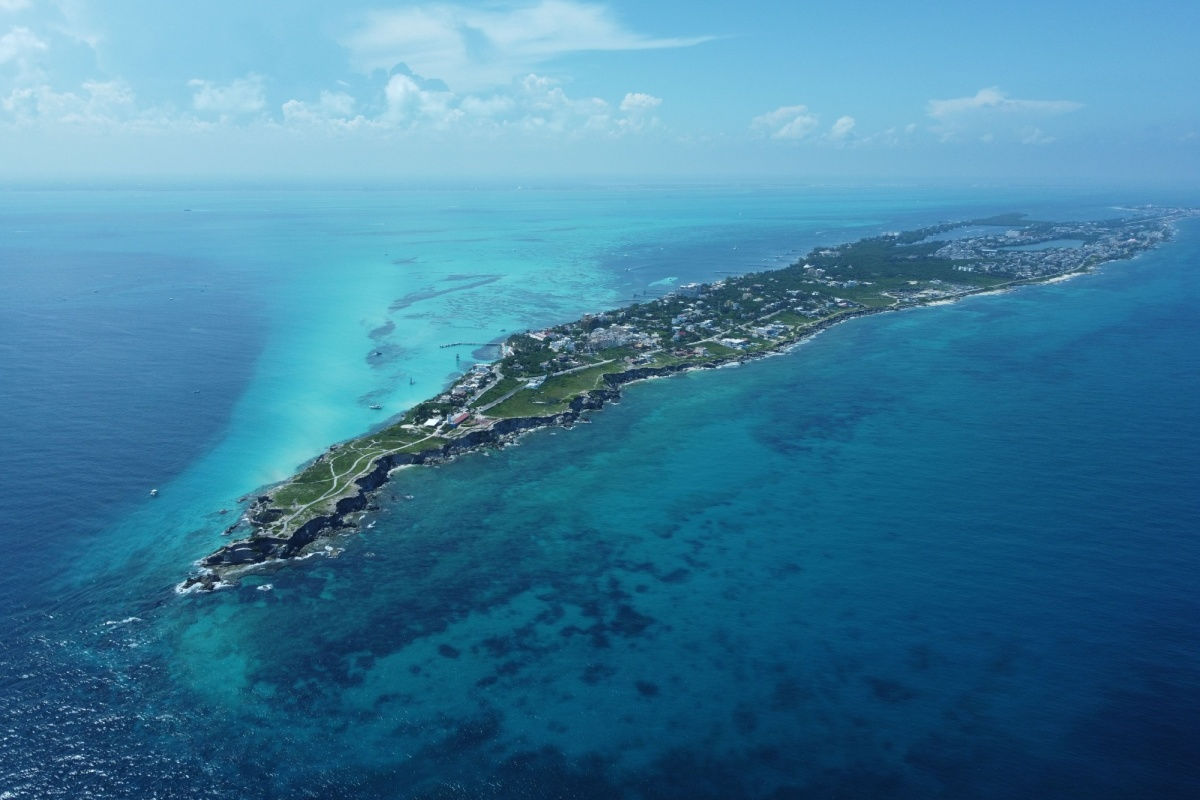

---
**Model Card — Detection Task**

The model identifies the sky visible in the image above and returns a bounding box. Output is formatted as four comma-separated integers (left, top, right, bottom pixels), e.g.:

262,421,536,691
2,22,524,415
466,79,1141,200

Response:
0,0,1197,184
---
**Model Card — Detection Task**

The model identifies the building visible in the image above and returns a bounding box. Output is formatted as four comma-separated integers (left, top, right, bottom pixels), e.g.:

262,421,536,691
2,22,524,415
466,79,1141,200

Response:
587,324,645,349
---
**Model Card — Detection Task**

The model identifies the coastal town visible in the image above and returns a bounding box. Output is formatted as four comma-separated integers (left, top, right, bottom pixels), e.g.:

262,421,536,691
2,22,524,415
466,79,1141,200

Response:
181,207,1194,591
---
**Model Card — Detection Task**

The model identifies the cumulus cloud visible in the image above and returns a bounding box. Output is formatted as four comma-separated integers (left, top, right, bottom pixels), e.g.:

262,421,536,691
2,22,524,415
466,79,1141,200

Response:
281,90,357,125
927,87,1081,144
2,28,667,146
515,72,611,134
189,74,266,116
751,104,818,140
927,87,1082,119
619,92,661,113
343,0,712,91
827,115,855,142
0,0,31,13
459,93,516,118
2,79,137,125
383,72,459,126
273,68,658,139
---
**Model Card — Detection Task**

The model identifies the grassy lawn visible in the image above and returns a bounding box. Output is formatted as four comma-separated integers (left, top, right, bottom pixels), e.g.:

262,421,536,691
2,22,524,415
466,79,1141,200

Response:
853,294,896,308
396,436,447,454
645,352,689,368
769,310,816,327
472,375,522,408
488,363,619,418
543,363,617,395
273,474,333,508
269,428,446,509
700,342,738,357
487,388,571,418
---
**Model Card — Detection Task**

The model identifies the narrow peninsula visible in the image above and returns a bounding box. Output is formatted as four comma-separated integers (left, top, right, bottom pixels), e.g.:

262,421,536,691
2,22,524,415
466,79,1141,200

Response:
181,208,1194,592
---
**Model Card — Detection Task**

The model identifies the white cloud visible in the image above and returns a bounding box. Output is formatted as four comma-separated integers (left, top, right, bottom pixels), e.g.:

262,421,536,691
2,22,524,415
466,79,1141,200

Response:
515,72,611,134
927,88,1081,144
615,92,661,133
2,79,137,125
383,72,459,126
0,26,46,76
277,69,640,137
459,93,515,118
384,73,425,119
620,92,661,113
751,104,818,140
282,90,357,125
1019,126,1054,145
0,0,31,13
854,123,920,148
927,87,1082,119
343,0,712,91
827,115,855,142
189,74,266,116
3,45,667,146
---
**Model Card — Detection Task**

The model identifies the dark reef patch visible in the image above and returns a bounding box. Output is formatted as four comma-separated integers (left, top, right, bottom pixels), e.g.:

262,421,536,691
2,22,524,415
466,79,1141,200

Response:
611,604,654,637
733,705,758,734
659,567,691,584
771,677,812,712
866,676,919,703
368,320,395,339
581,662,616,685
389,276,502,312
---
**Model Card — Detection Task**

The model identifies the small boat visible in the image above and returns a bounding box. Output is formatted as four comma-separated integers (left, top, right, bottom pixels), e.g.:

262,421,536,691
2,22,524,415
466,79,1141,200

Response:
369,403,383,410
149,489,158,497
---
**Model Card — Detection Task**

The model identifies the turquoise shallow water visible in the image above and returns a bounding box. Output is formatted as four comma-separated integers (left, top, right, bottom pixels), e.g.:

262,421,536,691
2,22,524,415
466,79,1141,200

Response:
1,186,1198,798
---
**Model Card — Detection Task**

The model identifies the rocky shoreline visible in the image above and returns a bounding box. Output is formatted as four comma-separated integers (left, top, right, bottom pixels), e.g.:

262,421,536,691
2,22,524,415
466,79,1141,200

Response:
180,209,1194,593
178,308,881,592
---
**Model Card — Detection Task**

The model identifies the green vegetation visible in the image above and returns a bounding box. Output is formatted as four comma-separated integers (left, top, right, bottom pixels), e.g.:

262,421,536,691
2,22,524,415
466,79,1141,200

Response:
229,210,1179,544
486,390,568,419
473,375,522,407
488,363,617,418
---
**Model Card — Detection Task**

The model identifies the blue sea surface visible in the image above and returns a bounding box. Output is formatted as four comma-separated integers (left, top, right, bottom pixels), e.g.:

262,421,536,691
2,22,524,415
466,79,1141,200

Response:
1,185,1198,798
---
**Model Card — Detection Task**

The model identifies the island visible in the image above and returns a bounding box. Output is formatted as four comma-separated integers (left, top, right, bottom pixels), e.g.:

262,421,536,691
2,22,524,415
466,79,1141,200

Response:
180,208,1194,592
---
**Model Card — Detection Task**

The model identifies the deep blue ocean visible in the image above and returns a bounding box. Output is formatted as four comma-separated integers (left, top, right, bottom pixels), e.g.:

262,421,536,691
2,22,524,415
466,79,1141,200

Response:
1,184,1198,799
